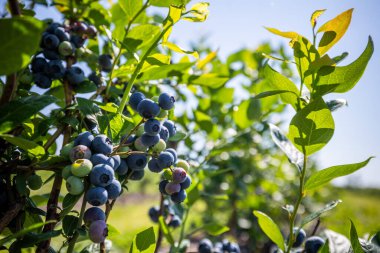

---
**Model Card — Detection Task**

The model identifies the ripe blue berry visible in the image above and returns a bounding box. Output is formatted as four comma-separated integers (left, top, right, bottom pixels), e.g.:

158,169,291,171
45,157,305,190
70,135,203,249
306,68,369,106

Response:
86,25,97,38
105,179,121,200
304,236,325,253
180,175,192,190
129,92,145,111
70,145,92,162
137,99,160,119
163,120,176,137
172,167,187,183
157,151,174,169
168,215,181,228
126,154,148,170
116,159,128,175
144,119,161,136
90,164,114,187
129,169,145,180
198,239,213,253
66,176,84,195
83,207,106,227
31,57,48,73
89,220,108,243
165,182,181,195
88,72,102,86
70,35,85,48
66,66,85,86
159,126,169,142
291,228,306,248
98,54,113,72
62,165,73,179
159,180,169,195
91,135,113,155
170,189,187,203
42,49,60,60
158,93,175,110
54,27,70,42
148,158,163,173
165,148,177,163
33,73,52,89
86,187,108,206
46,22,61,33
90,153,115,168
43,34,60,50
148,206,159,223
71,159,93,177
47,60,65,79
74,131,94,148
112,155,121,169
141,133,160,147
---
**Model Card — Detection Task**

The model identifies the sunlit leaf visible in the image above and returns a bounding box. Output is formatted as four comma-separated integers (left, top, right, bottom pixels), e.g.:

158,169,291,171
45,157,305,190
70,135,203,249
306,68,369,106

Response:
301,200,342,227
253,211,285,251
162,5,182,42
197,50,217,69
162,42,199,58
182,2,210,22
350,220,365,253
0,134,45,158
264,27,299,39
310,9,326,28
129,226,156,253
203,223,229,236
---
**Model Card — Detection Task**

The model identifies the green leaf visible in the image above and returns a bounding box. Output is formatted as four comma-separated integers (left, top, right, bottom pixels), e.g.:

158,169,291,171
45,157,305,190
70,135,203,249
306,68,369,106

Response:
169,130,187,141
203,223,230,236
288,97,334,155
138,62,194,82
0,134,45,158
186,74,229,89
98,113,134,143
349,220,364,253
0,16,45,75
0,95,57,133
73,81,97,94
301,200,342,227
317,9,353,55
158,216,174,245
151,0,189,8
119,0,144,23
125,24,161,52
305,157,373,191
62,215,79,237
60,194,82,219
253,211,285,251
262,64,299,108
77,97,101,115
233,99,251,129
316,36,374,94
310,9,326,28
162,5,183,42
254,90,297,100
269,124,304,171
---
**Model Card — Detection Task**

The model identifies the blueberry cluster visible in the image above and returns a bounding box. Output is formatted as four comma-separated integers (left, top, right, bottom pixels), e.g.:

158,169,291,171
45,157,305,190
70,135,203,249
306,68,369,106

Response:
274,228,325,253
127,91,192,203
148,200,182,228
62,132,125,243
198,238,240,253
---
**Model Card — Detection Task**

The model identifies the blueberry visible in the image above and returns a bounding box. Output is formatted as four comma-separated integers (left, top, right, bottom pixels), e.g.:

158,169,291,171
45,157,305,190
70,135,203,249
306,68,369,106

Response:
62,165,73,179
66,66,85,86
165,182,181,195
89,220,108,243
42,49,60,60
88,72,102,86
47,60,65,79
26,174,43,190
90,153,115,168
90,164,114,187
70,35,85,48
86,187,108,206
180,175,192,189
105,179,121,200
137,99,160,119
230,242,241,253
156,109,168,119
112,155,121,169
43,34,60,50
71,159,93,177
129,92,145,111
66,176,84,195
148,206,159,223
46,22,61,33
70,145,92,162
304,236,325,253
91,135,113,155
72,21,88,35
116,159,129,175
83,207,106,227
172,167,187,183
148,158,163,173
54,27,70,42
86,25,98,38
291,227,306,248
163,120,176,137
144,119,162,136
126,154,148,170
152,139,166,153
159,126,169,142
166,148,177,163
176,159,190,171
159,180,169,195
98,54,113,72
157,151,174,169
134,137,147,151
121,135,137,146
168,215,181,228
136,124,145,137
74,131,94,148
141,133,160,147
58,41,73,56
158,93,175,110
222,239,231,251
31,57,48,73
33,73,52,89
198,238,213,253
170,189,186,203
129,169,145,180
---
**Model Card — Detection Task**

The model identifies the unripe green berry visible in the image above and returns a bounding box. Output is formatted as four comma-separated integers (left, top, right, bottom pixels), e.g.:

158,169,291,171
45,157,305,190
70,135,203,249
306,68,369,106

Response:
58,41,73,56
19,70,33,85
27,174,43,190
162,168,172,181
157,109,168,119
75,47,86,58
134,137,147,151
66,176,84,195
176,159,190,171
60,142,75,159
119,146,130,158
136,125,145,137
71,159,93,177
152,139,166,153
62,165,73,179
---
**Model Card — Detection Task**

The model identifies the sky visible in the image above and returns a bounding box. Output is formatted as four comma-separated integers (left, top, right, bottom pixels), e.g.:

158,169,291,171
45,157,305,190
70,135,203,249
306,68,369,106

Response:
7,0,379,187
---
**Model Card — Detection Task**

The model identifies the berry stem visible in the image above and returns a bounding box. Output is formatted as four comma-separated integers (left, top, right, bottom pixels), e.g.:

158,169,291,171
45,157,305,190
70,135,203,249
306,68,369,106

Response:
111,118,145,155
154,195,164,253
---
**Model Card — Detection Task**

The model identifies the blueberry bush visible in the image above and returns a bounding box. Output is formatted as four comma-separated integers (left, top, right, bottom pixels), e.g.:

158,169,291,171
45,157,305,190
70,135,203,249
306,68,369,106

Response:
0,1,378,253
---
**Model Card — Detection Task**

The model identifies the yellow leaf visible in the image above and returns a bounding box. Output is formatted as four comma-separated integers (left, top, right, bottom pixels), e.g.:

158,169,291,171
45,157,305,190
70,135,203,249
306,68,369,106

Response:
197,50,217,69
317,9,354,55
182,2,210,22
264,27,300,40
163,5,183,42
162,42,199,58
310,9,326,28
